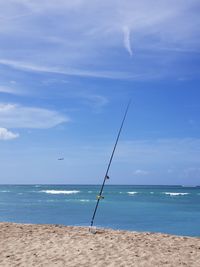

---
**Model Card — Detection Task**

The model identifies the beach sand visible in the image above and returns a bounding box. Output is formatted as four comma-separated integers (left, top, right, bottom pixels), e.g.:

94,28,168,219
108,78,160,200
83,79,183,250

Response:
0,222,200,267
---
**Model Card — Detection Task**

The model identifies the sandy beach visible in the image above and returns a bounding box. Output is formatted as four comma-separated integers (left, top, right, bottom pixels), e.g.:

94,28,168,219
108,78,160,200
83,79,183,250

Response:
0,222,199,267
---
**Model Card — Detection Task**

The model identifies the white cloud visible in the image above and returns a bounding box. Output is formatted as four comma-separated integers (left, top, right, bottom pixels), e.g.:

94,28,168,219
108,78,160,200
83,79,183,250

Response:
82,94,109,109
0,59,134,80
123,26,132,56
7,0,85,13
133,169,148,176
0,103,69,129
0,127,19,140
0,86,15,94
0,85,23,95
0,0,199,80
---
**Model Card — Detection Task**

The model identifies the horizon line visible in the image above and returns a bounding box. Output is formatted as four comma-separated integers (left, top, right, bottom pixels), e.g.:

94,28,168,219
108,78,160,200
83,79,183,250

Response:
0,184,199,187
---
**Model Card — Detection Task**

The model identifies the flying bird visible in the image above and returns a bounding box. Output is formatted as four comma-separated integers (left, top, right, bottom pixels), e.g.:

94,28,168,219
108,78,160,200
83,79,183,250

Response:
58,158,64,160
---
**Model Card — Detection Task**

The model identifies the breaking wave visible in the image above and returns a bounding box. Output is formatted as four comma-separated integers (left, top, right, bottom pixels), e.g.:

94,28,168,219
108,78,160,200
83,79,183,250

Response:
127,192,138,195
163,192,189,196
40,190,80,195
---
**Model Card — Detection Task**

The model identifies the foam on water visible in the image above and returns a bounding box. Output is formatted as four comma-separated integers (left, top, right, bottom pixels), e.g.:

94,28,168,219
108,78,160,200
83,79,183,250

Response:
0,185,199,236
127,191,138,195
40,190,80,195
163,192,189,196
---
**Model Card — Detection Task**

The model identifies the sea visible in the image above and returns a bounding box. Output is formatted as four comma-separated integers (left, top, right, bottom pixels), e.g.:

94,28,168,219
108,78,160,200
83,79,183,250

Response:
0,185,199,237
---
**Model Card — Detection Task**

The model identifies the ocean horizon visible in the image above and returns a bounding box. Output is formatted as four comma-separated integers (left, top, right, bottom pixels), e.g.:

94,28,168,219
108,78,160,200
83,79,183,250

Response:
0,184,200,237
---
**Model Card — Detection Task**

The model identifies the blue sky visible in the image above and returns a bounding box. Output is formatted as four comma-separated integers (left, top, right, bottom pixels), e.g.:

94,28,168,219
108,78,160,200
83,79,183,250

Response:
0,0,200,185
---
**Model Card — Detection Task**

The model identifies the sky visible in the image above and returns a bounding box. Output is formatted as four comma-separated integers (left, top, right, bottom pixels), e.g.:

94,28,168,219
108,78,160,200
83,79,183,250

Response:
0,0,200,185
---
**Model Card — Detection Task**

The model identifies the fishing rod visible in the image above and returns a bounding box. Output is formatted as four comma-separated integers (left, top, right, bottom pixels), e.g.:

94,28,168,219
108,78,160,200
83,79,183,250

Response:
90,100,131,228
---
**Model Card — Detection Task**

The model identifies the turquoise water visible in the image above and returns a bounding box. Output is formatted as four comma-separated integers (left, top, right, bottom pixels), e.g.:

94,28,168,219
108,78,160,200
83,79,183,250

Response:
0,185,200,237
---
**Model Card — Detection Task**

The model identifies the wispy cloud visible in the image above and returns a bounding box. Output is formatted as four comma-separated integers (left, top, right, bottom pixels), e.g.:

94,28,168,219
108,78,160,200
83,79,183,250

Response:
0,103,69,129
0,127,19,140
133,169,149,176
68,138,200,169
123,26,133,56
0,59,134,80
81,94,109,109
0,0,199,80
0,85,24,95
0,86,16,94
116,138,200,165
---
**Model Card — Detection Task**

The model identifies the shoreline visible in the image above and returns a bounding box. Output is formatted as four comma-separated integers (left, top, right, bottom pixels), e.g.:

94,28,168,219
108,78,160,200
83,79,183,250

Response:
0,222,200,266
